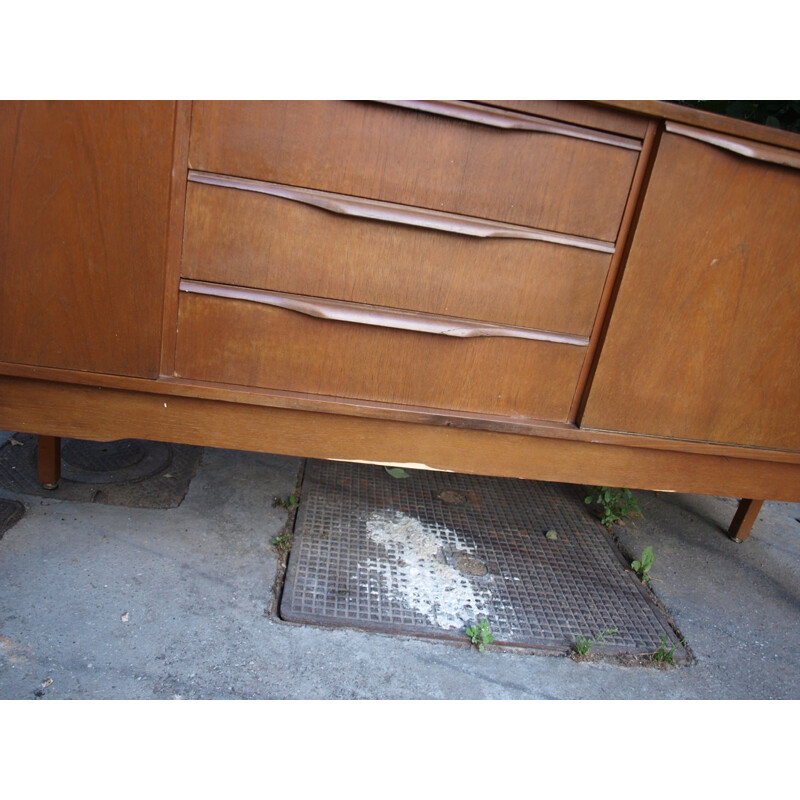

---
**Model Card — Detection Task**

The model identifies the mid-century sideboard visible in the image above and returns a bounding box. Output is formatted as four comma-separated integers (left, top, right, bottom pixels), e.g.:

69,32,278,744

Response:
1,100,798,541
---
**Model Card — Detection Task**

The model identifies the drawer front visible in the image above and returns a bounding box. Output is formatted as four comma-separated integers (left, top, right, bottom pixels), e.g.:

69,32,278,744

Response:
483,100,650,139
175,293,588,420
181,181,612,337
189,101,641,242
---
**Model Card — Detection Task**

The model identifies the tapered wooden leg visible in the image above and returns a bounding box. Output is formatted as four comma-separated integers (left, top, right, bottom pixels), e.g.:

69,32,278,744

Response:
728,498,764,542
37,435,61,489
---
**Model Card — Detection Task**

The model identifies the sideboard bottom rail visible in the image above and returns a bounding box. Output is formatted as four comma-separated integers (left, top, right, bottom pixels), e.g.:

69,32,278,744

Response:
2,376,795,542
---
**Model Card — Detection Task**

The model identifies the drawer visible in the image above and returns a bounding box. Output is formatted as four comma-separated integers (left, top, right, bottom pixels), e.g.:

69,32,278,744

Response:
181,180,613,337
189,100,642,242
175,291,588,420
482,101,650,139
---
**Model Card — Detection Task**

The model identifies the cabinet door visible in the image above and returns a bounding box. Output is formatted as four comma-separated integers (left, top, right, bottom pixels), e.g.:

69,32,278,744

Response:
0,101,175,377
581,128,800,452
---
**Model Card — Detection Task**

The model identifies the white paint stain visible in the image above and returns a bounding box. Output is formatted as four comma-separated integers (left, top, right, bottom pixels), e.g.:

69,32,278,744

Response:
361,511,491,629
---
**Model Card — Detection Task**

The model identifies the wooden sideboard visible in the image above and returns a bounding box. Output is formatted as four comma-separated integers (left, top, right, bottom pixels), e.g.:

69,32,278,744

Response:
1,100,798,541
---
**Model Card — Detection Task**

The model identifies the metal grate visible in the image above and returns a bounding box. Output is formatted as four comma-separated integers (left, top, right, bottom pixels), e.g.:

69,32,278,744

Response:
280,459,687,661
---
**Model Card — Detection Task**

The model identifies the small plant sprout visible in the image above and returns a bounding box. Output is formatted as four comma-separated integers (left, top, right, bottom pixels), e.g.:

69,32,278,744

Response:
272,532,292,551
574,635,593,656
650,636,678,664
631,546,654,583
574,628,617,656
466,619,495,652
273,494,299,511
585,486,641,528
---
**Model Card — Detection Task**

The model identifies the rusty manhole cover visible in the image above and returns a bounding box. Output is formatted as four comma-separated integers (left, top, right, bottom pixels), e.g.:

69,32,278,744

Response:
61,439,171,484
0,434,202,509
279,459,688,661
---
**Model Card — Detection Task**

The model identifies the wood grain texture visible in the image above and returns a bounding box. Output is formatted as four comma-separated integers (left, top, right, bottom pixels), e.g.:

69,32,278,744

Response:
188,100,639,242
0,101,176,377
728,498,764,542
484,101,650,139
601,101,800,152
181,181,612,336
379,101,642,149
37,434,61,487
5,100,800,511
3,375,799,501
568,120,661,419
4,357,800,465
667,122,800,170
179,280,589,346
581,132,800,452
188,170,615,250
159,100,193,377
174,292,588,420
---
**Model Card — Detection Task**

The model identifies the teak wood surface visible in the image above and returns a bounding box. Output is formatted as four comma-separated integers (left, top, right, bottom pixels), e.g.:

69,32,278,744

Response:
179,280,588,346
3,376,799,503
36,434,61,488
484,101,650,139
2,99,800,519
728,498,765,542
582,131,800,453
0,101,176,378
174,292,588,420
3,356,797,466
181,180,612,337
604,101,800,152
188,101,640,242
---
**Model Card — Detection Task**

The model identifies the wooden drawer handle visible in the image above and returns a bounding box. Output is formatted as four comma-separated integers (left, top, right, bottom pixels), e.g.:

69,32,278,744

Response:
666,122,800,170
188,171,615,253
180,280,590,347
378,100,643,151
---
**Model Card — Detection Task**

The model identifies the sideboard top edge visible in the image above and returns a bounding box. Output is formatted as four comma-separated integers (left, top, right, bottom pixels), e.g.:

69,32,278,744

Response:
595,101,800,152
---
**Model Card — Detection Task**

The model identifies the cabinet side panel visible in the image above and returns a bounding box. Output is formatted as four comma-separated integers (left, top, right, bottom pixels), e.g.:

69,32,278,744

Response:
0,101,175,378
582,132,800,452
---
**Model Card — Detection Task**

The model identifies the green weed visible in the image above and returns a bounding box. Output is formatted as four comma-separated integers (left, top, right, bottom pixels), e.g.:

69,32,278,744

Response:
650,636,677,663
466,619,495,652
273,493,299,511
272,532,292,551
585,486,641,528
574,628,617,656
631,546,654,583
